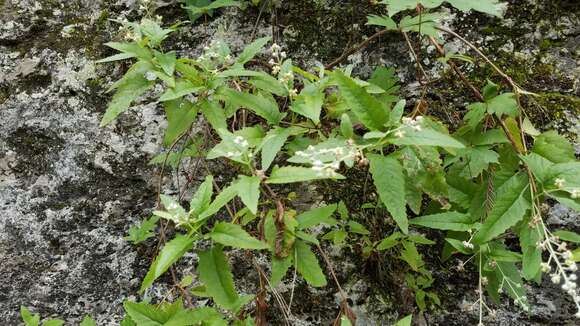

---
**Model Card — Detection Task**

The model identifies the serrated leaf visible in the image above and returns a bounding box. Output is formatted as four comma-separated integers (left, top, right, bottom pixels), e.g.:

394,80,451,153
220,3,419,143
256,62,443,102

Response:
163,98,198,145
20,307,39,326
159,79,202,102
223,89,282,124
348,220,370,235
472,173,530,244
125,215,160,244
391,127,465,148
290,82,324,124
80,316,97,326
340,113,354,138
259,127,291,171
236,175,261,214
368,154,408,234
366,14,397,29
487,93,518,118
237,36,271,64
410,211,473,231
200,100,227,131
519,224,542,280
296,204,337,229
376,232,403,250
553,230,580,243
271,255,293,287
101,42,153,62
190,175,214,216
140,234,194,292
334,71,390,131
532,131,575,163
123,301,164,326
154,50,177,76
294,240,327,287
101,61,155,126
394,314,412,326
399,13,443,39
198,246,245,311
400,241,424,271
209,222,268,249
198,182,239,221
266,166,345,184
164,308,224,326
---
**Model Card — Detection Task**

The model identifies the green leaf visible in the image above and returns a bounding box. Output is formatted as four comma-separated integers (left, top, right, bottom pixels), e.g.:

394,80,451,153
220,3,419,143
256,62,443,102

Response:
266,166,345,184
454,147,499,178
159,79,202,102
296,204,338,229
376,232,403,250
334,71,389,131
271,255,293,286
400,241,424,271
553,230,580,243
200,100,227,130
209,222,268,249
154,50,177,76
340,113,354,139
223,89,282,125
290,83,324,124
100,42,153,62
259,127,291,171
198,182,239,221
163,98,198,145
80,316,97,326
237,36,271,64
532,131,575,163
464,102,486,129
125,215,160,244
20,306,40,326
410,211,473,231
348,220,370,235
236,175,261,214
198,246,244,312
391,127,465,148
294,240,327,287
366,14,397,29
394,314,412,326
140,234,194,292
472,173,530,244
165,308,224,326
340,316,353,326
520,152,553,183
399,13,443,39
489,244,522,262
101,61,155,126
520,224,542,280
381,0,505,18
190,175,214,216
368,154,408,234
42,320,64,326
486,93,518,118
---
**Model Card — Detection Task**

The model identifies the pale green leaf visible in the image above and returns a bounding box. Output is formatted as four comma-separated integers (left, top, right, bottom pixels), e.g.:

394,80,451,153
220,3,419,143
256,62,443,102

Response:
368,154,408,234
236,175,261,214
190,175,214,216
198,246,243,311
394,314,413,326
20,307,40,326
162,98,198,145
80,316,97,326
376,232,403,250
294,240,327,287
259,127,291,171
271,255,293,287
366,15,397,29
532,131,575,163
334,71,390,131
553,230,580,243
200,100,227,131
410,211,473,231
100,61,155,126
154,50,177,76
237,36,271,64
209,222,268,249
290,83,324,124
42,320,65,326
198,182,239,221
400,241,424,271
223,89,282,124
391,127,465,148
266,166,345,184
296,204,338,229
472,173,530,244
140,234,194,292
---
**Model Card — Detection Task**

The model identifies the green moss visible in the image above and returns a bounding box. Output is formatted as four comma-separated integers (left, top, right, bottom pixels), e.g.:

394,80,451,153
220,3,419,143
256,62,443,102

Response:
96,9,110,32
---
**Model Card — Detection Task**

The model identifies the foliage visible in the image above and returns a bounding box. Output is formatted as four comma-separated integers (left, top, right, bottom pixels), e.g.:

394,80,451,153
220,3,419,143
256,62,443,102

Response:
21,0,580,324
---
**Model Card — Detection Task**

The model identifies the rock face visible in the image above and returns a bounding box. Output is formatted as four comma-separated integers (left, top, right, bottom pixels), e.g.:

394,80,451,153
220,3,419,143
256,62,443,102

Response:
0,0,578,325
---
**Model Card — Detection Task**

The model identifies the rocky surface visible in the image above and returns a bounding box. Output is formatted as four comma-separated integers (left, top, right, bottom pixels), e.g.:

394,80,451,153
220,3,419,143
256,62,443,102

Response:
0,0,578,325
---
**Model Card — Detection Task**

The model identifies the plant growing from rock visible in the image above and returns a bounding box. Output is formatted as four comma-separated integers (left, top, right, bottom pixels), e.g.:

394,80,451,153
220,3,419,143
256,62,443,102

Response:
23,0,580,325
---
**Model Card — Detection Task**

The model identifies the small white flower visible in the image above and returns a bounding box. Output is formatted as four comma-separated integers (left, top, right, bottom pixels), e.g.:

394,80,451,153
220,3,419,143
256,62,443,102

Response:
462,241,474,249
395,130,405,138
571,189,579,199
268,58,276,65
312,160,324,167
402,117,413,125
413,125,422,131
551,273,561,284
554,178,566,188
226,151,235,158
272,65,281,75
575,310,580,319
541,262,551,273
280,51,287,58
144,71,157,81
289,88,298,97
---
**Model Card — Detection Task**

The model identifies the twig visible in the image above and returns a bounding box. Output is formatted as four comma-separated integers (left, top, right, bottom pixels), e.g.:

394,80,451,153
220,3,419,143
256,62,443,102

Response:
325,29,396,69
403,31,430,85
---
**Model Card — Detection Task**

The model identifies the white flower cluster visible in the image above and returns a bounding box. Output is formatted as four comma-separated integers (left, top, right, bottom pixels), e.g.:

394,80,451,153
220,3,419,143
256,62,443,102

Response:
537,234,580,317
462,241,474,249
225,135,251,159
395,116,424,138
295,143,357,178
199,39,231,64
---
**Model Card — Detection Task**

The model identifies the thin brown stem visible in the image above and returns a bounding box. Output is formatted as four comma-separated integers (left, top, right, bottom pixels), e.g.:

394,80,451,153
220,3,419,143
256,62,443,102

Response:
325,29,396,69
